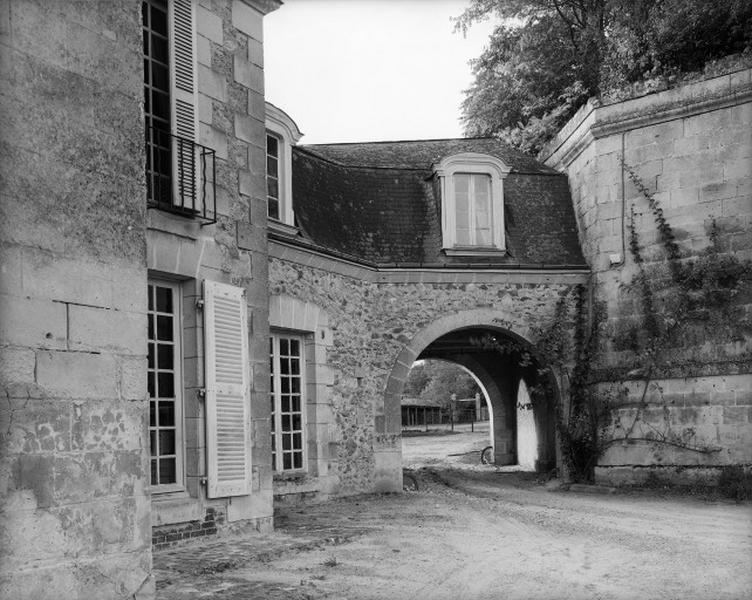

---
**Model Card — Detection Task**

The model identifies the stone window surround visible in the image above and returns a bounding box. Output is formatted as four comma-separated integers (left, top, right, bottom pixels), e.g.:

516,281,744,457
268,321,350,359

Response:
433,152,512,256
266,103,303,229
269,295,332,483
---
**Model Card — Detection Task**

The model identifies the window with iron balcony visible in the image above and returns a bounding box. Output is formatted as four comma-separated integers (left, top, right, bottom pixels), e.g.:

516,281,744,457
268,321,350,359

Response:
143,0,216,224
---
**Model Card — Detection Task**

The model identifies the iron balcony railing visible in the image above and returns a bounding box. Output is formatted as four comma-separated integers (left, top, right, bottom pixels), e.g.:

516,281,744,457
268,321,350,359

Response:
146,126,216,225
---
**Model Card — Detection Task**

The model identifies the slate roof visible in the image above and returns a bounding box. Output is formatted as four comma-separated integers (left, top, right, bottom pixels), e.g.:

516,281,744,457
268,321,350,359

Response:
286,138,587,268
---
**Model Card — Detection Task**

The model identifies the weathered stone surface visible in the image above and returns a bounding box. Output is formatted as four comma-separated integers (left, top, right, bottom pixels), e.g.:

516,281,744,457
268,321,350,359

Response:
544,70,752,483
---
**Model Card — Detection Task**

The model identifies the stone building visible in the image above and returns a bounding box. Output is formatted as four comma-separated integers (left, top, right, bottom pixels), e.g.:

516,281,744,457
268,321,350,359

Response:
1,1,278,597
0,0,750,597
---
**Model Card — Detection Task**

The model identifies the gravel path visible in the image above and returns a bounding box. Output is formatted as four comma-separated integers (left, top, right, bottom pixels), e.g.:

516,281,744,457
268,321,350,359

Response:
155,465,752,600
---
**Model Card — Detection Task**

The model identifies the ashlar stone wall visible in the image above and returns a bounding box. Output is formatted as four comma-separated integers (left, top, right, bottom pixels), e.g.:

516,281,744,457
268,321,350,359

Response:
147,0,277,539
0,1,151,598
543,69,752,484
268,243,587,497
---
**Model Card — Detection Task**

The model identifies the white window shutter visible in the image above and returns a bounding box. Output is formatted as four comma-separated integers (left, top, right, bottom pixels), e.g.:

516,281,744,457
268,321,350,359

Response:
204,281,251,498
169,0,200,209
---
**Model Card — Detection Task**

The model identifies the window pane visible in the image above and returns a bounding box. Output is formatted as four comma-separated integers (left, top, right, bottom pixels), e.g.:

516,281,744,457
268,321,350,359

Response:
151,459,158,484
150,5,167,34
293,453,302,469
291,378,300,394
152,63,169,93
157,343,174,369
281,377,289,394
268,198,279,220
151,90,170,120
282,433,292,450
282,414,291,432
149,402,156,427
281,395,290,412
283,453,292,470
158,401,175,427
148,343,155,368
267,135,278,157
267,177,279,200
159,430,176,455
156,315,173,341
290,339,300,355
155,286,172,312
159,457,176,483
150,431,156,453
267,156,278,177
293,432,302,450
148,371,155,397
157,372,174,398
292,414,302,431
151,33,168,64
280,338,289,355
291,396,301,413
455,174,469,194
148,314,154,340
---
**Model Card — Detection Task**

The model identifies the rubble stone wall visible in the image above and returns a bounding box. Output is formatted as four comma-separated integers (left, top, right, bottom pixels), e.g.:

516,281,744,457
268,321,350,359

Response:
543,69,752,484
268,243,587,496
0,2,152,598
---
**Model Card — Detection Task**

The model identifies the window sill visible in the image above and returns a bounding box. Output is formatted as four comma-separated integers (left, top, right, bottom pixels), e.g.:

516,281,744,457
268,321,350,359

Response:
268,219,299,238
443,247,507,257
273,470,309,482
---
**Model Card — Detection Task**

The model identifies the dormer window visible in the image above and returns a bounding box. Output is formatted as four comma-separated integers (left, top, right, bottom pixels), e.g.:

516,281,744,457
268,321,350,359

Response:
434,153,511,255
265,103,303,228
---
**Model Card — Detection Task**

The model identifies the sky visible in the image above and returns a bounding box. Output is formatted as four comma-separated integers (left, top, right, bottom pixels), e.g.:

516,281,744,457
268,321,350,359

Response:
263,0,497,144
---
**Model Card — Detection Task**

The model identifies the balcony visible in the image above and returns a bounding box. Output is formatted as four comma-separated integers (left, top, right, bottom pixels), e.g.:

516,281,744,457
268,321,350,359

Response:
146,127,216,225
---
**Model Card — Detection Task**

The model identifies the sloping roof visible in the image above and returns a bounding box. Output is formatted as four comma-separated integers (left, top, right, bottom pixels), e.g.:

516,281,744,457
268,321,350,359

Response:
287,137,587,268
302,138,559,174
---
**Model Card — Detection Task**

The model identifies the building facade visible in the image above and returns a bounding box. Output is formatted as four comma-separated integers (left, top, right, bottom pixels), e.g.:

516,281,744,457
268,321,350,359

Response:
1,0,750,597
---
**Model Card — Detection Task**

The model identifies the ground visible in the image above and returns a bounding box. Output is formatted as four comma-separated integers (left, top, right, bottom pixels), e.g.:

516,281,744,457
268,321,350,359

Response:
155,424,752,600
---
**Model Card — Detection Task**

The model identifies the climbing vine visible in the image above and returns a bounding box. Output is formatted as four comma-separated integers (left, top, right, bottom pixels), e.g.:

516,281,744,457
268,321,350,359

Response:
476,164,751,484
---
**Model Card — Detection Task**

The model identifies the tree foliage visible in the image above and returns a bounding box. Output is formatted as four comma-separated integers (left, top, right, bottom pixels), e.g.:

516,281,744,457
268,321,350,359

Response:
457,0,752,154
403,360,482,407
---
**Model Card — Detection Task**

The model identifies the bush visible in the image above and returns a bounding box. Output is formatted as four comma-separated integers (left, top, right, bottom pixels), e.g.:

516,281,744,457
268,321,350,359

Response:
717,466,752,501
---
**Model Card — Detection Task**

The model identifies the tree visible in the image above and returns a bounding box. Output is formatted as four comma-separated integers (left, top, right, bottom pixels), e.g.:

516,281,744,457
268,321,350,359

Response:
457,0,752,154
404,360,481,408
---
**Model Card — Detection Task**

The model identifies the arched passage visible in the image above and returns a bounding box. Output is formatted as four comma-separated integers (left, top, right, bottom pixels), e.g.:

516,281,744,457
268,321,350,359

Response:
380,310,560,479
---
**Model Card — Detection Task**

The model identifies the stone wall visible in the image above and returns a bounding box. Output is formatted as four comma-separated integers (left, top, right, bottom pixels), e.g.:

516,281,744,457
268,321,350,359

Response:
0,1,152,598
543,69,752,484
268,242,588,497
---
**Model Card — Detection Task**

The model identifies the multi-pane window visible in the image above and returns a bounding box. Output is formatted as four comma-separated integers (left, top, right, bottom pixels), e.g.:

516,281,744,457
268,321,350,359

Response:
454,173,492,246
143,0,172,204
269,334,305,471
266,134,281,220
148,282,183,489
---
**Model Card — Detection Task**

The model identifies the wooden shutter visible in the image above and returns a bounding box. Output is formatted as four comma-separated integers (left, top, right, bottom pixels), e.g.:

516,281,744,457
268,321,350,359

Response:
169,0,200,210
204,281,251,498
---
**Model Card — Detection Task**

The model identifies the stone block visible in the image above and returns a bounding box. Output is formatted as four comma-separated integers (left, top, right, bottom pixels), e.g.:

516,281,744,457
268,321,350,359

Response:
198,64,226,102
0,347,35,384
232,0,263,41
0,271,76,345
248,37,263,67
68,304,144,355
0,398,71,454
70,399,146,453
19,250,113,307
233,54,264,92
52,450,144,505
197,33,212,67
199,122,228,160
119,356,147,401
234,113,264,145
35,350,118,399
197,6,223,43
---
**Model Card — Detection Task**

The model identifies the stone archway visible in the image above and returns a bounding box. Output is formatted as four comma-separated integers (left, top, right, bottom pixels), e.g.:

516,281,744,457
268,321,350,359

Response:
375,309,561,490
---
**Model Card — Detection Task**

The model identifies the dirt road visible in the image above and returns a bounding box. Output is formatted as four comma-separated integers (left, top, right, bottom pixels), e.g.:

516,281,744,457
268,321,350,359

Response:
156,465,752,600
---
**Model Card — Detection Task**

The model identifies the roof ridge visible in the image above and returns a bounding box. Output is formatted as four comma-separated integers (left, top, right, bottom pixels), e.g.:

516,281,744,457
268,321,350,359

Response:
303,136,497,147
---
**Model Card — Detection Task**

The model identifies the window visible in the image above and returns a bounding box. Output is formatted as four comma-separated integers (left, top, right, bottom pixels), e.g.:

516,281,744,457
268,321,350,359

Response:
269,333,306,472
266,133,281,220
143,0,215,220
148,281,183,491
434,153,511,254
265,103,303,227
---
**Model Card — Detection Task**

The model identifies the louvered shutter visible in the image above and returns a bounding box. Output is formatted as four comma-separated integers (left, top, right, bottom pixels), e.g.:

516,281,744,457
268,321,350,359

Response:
169,0,200,211
204,281,251,498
